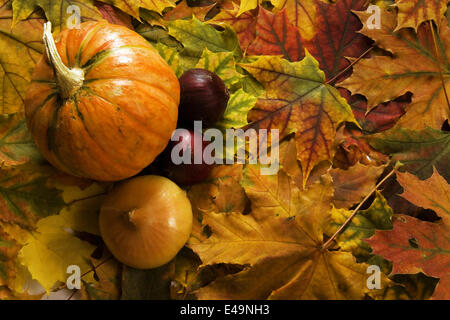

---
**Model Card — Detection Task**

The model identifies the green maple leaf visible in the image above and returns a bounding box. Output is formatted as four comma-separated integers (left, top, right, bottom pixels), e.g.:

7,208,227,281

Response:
195,48,243,87
367,127,450,181
11,0,102,32
217,89,257,130
0,3,44,114
167,17,242,69
0,113,43,167
327,192,393,259
0,165,65,229
154,43,183,77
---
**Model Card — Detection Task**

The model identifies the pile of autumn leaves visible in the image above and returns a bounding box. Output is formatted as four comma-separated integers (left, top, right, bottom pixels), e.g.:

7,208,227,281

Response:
0,0,449,300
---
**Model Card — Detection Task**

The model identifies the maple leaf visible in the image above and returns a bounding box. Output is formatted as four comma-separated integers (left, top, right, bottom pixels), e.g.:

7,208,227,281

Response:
335,126,390,169
188,164,247,218
168,17,242,55
276,134,331,187
366,214,450,299
0,163,103,295
18,211,96,292
122,247,203,299
11,0,102,32
341,89,407,134
382,272,439,300
278,136,302,181
0,286,11,299
237,0,260,17
190,168,389,299
168,248,240,300
240,54,357,185
56,181,108,236
372,0,396,9
330,162,385,209
271,0,316,40
135,21,180,47
167,17,242,68
0,221,39,299
239,72,265,97
99,0,175,18
17,181,107,295
367,126,450,181
207,2,258,51
327,192,393,258
247,8,303,61
195,48,243,87
139,7,165,27
394,0,449,31
240,163,303,219
121,264,173,299
247,0,371,82
216,89,257,130
4,0,449,301
163,0,214,22
0,228,20,290
0,164,65,229
397,169,450,226
154,43,183,77
81,253,122,300
303,0,371,82
340,10,450,130
0,113,43,167
95,1,133,29
186,164,248,250
0,3,44,114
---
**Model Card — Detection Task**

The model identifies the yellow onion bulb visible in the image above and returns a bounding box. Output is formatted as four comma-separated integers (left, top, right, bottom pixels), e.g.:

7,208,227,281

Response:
99,175,193,269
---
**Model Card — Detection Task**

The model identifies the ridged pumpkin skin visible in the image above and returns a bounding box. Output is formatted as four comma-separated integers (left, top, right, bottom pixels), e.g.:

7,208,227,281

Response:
25,22,180,181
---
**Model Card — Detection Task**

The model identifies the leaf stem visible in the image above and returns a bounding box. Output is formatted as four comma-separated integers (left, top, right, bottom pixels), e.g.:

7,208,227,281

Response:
326,46,374,85
321,167,396,251
64,191,108,206
429,20,450,112
66,255,113,300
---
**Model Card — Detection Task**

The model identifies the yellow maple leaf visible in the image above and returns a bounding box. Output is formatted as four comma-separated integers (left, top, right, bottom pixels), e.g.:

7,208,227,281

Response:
14,181,107,293
271,0,317,40
394,0,449,31
102,0,175,18
188,142,390,299
18,212,96,292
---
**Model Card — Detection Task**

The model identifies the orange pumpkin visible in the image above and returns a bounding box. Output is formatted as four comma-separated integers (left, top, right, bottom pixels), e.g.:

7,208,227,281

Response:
25,21,180,181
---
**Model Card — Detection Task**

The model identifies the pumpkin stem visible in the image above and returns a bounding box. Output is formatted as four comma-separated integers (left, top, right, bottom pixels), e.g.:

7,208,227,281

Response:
43,22,84,99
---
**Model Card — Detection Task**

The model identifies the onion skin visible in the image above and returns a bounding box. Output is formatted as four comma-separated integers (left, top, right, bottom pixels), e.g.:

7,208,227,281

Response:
178,68,229,128
99,175,193,269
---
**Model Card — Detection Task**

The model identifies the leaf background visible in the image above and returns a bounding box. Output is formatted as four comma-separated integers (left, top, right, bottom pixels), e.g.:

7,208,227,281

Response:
0,0,448,300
